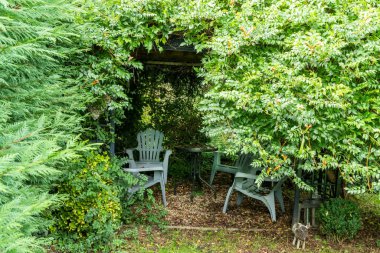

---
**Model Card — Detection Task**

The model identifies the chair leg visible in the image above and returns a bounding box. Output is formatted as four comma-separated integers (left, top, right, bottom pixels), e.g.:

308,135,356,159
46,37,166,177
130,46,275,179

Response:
209,168,217,185
237,192,244,206
222,186,234,213
275,188,285,212
263,194,276,222
160,176,167,207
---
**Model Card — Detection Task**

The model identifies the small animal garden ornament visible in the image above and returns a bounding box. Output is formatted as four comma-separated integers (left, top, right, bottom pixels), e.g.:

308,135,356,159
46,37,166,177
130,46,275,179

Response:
292,223,311,249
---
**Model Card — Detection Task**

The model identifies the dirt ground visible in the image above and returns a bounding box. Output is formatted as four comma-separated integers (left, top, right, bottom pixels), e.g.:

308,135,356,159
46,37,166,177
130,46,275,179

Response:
146,172,380,252
164,173,292,229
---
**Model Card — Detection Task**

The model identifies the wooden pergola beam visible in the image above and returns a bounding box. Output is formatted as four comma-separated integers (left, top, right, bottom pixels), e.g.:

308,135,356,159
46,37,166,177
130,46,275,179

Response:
144,60,202,67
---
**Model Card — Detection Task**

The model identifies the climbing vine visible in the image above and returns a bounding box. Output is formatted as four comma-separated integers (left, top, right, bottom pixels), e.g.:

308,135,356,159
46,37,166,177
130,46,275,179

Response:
80,0,380,194
198,0,380,194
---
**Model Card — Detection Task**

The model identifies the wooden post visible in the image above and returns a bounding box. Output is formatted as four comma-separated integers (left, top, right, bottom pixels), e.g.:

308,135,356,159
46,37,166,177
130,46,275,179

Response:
292,160,303,225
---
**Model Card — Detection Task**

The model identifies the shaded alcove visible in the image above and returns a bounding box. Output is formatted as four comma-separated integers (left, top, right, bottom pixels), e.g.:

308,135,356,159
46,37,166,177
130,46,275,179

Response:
112,36,344,227
115,36,207,154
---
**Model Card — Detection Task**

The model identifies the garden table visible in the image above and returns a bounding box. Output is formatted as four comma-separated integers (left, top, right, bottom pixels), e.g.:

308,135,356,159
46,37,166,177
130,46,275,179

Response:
174,145,217,201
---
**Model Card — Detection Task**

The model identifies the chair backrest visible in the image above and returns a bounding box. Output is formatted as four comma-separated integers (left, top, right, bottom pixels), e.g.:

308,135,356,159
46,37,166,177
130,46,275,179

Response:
136,129,164,162
234,153,253,172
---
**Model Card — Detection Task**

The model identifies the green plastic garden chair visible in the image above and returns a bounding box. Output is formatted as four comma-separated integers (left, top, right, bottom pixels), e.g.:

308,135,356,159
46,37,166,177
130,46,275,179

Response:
126,129,172,184
125,129,172,206
209,152,253,185
222,171,286,222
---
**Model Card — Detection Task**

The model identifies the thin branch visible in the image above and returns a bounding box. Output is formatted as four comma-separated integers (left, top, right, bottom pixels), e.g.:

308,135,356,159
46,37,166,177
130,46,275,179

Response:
0,130,40,151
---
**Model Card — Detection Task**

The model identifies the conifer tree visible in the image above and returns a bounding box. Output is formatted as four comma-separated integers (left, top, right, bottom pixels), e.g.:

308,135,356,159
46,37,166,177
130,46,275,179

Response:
0,0,90,251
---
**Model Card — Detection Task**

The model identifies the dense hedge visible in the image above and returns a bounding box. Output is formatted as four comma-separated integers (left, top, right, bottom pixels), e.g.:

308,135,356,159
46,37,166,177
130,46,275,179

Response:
199,0,380,193
0,0,91,251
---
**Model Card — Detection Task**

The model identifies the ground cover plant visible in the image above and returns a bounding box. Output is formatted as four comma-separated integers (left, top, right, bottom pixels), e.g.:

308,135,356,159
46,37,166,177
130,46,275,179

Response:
122,228,379,253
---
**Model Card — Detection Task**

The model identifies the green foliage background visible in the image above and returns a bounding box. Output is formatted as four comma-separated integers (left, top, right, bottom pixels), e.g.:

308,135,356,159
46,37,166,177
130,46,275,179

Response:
198,0,380,194
82,0,380,194
132,66,207,147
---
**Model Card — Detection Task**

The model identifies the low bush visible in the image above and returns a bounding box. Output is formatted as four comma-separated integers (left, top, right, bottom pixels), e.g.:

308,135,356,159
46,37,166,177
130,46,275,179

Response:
317,198,362,242
52,152,137,251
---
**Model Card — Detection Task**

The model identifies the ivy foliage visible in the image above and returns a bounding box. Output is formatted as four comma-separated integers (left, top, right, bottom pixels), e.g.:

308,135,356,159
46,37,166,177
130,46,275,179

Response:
75,0,175,142
77,0,227,144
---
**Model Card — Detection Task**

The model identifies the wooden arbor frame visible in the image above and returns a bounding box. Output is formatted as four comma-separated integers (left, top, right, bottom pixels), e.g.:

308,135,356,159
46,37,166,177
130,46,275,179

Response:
133,35,204,67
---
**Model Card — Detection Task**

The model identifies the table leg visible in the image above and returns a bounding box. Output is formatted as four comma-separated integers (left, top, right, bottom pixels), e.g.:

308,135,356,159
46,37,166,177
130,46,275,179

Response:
190,153,202,201
191,152,216,200
197,152,216,198
198,174,216,199
190,154,196,201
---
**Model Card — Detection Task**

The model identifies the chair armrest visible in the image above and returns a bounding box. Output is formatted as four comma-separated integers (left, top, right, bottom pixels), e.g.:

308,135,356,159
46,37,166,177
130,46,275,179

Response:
163,149,172,163
235,171,280,182
126,148,136,160
218,164,239,170
163,149,172,183
124,167,164,173
235,172,257,180
128,159,137,168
